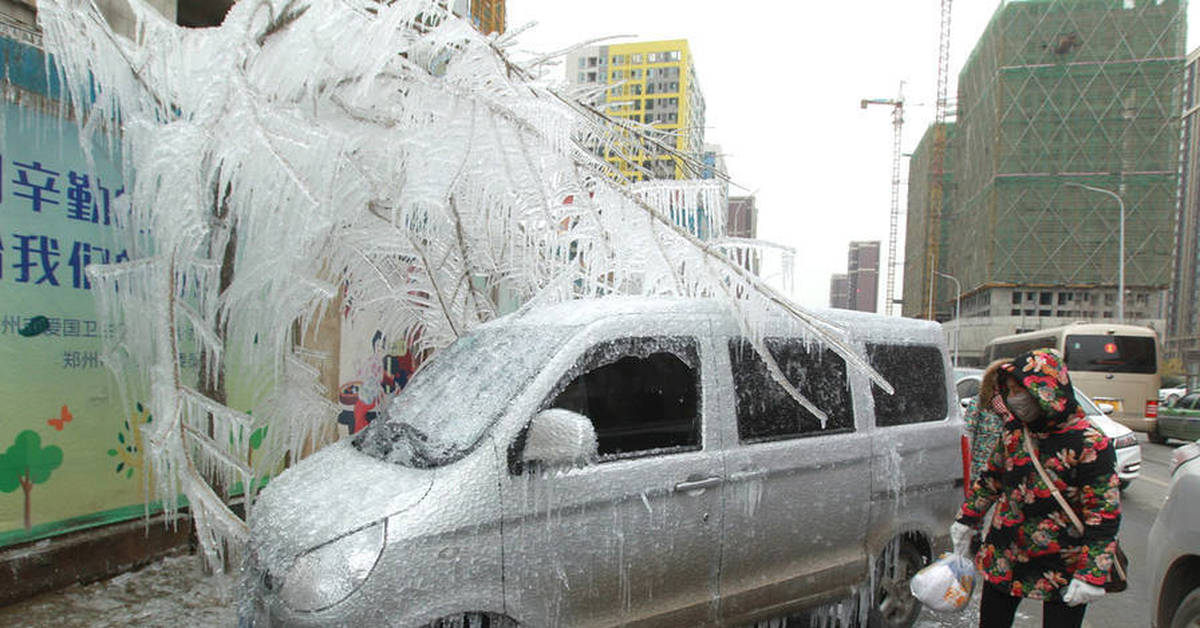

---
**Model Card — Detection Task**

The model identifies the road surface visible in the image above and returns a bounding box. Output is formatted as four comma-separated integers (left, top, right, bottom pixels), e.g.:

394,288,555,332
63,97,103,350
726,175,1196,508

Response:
0,435,1184,627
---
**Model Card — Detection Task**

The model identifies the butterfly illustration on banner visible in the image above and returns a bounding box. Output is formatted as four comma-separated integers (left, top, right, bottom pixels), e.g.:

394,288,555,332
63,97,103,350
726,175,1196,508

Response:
47,405,73,431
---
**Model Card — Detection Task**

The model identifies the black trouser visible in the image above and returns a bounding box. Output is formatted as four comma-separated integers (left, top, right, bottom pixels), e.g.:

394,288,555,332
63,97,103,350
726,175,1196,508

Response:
979,581,1087,628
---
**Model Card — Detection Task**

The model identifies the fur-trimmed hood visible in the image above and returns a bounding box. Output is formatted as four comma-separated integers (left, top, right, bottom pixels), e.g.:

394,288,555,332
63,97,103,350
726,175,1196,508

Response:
978,358,1010,408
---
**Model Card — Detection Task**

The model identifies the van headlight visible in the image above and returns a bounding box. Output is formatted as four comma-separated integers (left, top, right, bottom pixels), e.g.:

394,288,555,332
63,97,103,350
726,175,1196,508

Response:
279,520,386,612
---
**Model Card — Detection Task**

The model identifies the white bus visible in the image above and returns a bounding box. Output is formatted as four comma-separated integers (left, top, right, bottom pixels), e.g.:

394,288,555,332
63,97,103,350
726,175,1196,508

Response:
983,323,1160,434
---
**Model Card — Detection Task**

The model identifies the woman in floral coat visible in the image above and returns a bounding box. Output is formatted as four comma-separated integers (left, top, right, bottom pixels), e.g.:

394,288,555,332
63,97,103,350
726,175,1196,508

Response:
949,348,1122,628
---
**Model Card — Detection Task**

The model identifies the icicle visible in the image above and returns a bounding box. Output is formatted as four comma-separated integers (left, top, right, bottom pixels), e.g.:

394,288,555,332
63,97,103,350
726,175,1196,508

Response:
36,0,895,567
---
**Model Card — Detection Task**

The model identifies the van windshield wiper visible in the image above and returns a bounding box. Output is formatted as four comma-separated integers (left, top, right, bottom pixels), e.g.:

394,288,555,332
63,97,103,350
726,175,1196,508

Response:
392,421,468,468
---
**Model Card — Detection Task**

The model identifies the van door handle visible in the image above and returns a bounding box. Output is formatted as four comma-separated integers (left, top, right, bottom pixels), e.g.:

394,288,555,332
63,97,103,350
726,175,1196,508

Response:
674,477,722,492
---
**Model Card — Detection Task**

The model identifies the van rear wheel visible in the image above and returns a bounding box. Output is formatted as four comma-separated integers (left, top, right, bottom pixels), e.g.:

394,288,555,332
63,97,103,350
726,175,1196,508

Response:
868,538,925,628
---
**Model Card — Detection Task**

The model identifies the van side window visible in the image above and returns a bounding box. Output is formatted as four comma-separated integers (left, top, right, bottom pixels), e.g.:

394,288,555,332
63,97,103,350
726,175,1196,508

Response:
546,337,701,460
867,343,947,426
728,338,853,442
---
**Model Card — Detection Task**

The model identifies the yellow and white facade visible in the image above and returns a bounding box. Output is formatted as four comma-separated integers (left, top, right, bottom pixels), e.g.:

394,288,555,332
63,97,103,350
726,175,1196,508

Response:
566,39,706,182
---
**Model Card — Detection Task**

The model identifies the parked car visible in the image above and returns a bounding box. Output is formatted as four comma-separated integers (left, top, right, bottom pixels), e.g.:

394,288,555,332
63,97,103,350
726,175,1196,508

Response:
1153,393,1200,445
953,368,1142,489
1148,440,1200,628
241,297,965,628
1160,386,1188,408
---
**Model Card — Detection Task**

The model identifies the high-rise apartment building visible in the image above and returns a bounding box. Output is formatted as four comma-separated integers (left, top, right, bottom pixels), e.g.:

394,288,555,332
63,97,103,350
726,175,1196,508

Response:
828,241,879,312
903,123,954,320
726,195,759,274
847,241,880,313
829,274,850,310
727,195,757,239
701,143,726,182
566,40,706,181
468,0,505,35
1171,46,1200,382
905,0,1186,364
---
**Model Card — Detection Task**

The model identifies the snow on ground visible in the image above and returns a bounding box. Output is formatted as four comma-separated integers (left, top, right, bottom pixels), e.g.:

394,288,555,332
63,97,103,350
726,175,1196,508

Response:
0,547,1048,628
0,550,236,627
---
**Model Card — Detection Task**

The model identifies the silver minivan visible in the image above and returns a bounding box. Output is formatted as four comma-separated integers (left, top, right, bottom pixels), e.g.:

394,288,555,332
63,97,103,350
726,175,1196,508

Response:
241,297,963,627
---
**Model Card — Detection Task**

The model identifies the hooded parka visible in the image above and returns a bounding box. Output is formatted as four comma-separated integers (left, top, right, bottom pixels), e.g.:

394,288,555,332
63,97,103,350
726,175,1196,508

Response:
956,349,1122,600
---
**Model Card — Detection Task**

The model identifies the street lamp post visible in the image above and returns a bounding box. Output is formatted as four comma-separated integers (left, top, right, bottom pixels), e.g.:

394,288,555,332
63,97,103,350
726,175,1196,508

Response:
935,270,962,367
1064,182,1125,322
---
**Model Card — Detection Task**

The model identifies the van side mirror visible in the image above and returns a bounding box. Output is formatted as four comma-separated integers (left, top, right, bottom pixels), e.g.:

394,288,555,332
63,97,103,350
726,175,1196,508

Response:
523,409,598,470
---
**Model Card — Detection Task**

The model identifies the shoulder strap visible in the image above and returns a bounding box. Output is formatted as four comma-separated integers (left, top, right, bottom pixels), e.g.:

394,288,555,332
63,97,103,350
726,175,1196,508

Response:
1021,428,1085,535
1021,428,1127,582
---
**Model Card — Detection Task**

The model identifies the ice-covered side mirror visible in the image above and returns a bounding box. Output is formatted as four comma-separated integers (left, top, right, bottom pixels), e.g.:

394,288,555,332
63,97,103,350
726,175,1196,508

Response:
523,409,598,470
1098,403,1115,415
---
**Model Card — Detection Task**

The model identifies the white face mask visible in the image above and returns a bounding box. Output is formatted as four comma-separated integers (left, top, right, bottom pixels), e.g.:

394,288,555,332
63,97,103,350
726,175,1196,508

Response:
1006,390,1043,423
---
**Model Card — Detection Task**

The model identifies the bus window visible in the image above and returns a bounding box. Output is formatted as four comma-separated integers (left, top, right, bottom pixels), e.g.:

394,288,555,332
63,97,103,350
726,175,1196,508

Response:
1064,335,1157,374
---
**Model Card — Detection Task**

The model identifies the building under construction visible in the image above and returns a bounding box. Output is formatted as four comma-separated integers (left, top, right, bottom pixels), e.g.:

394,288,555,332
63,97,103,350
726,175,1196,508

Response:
1171,47,1200,382
903,122,954,320
468,0,505,35
905,0,1187,364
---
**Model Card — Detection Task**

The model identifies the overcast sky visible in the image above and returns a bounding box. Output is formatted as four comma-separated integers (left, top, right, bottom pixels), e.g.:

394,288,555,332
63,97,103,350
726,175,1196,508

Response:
505,1,1200,311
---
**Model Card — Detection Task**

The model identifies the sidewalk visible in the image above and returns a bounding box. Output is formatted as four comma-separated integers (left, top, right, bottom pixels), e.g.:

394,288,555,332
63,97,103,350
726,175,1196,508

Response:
0,553,1103,628
0,550,236,627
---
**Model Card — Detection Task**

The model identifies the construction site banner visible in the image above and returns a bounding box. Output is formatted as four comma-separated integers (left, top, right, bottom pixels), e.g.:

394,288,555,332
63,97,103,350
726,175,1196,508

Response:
0,35,153,547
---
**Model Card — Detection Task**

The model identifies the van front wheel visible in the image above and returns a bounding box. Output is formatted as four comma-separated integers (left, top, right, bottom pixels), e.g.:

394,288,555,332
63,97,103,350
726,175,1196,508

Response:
868,538,925,628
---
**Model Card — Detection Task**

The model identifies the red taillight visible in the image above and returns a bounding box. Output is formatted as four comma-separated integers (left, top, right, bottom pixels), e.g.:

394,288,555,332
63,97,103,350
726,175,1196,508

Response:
1146,400,1158,418
961,435,972,497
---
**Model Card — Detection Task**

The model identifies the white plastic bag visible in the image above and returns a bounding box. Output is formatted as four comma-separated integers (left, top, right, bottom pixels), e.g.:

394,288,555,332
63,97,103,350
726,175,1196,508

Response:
909,552,977,612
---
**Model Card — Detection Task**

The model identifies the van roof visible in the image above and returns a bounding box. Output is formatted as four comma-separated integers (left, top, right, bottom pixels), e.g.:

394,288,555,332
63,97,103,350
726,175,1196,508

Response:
494,296,945,344
503,296,726,326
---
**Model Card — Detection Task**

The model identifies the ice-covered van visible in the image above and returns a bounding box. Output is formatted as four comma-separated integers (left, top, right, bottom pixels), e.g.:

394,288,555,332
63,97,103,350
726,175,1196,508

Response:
241,297,963,627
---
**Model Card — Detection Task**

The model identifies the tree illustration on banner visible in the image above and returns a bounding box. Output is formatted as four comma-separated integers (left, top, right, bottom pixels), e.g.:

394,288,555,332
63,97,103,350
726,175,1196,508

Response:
107,402,153,480
0,430,64,531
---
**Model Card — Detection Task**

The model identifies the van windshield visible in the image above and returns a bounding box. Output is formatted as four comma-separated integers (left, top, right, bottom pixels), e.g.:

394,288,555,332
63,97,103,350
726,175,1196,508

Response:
353,325,575,468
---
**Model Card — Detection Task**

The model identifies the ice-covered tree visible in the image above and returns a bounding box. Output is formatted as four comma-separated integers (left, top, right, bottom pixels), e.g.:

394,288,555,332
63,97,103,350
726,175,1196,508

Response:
35,0,890,568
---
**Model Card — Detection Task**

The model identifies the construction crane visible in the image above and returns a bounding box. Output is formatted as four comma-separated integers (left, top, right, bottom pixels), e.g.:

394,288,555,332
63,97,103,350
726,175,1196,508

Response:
861,83,905,317
924,0,953,320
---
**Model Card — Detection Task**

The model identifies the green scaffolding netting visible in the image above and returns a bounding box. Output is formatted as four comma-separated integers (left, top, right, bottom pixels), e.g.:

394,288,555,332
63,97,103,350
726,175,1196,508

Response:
905,0,1186,318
